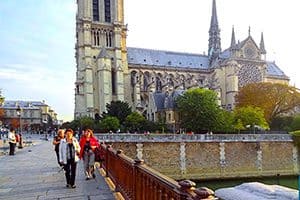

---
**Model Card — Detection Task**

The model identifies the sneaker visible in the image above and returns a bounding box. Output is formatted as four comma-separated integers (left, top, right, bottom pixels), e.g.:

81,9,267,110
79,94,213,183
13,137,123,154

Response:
66,184,71,188
85,177,90,180
71,185,76,188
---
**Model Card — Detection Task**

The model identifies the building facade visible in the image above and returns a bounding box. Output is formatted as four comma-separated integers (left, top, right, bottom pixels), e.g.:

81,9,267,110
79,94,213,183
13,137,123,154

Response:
74,0,289,124
0,100,58,131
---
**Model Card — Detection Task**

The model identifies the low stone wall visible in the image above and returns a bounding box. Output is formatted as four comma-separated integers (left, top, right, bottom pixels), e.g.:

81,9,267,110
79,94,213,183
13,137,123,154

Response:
96,134,298,180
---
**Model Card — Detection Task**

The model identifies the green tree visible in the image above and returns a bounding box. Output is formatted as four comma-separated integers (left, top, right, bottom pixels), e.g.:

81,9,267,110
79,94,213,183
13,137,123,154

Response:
233,106,269,131
102,101,132,125
0,90,5,122
100,116,120,132
217,110,235,132
66,116,94,131
270,116,293,131
235,82,300,123
125,112,146,132
290,115,300,131
176,88,223,133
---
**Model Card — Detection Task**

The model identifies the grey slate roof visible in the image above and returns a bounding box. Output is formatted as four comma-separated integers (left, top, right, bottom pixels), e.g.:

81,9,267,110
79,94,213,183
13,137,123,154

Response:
127,47,287,78
153,90,185,111
127,47,209,69
1,100,47,109
266,62,288,78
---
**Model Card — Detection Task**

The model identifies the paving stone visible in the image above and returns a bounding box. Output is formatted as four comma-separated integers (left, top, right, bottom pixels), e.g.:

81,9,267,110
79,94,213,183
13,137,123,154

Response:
0,134,115,200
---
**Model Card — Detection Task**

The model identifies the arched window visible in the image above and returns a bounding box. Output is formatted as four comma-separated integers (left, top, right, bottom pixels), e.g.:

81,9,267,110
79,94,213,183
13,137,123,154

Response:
156,77,162,92
92,0,99,21
111,69,116,95
104,0,111,23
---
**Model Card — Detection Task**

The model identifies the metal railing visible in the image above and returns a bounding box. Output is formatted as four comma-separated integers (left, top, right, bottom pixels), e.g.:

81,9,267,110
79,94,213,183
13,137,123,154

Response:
99,143,216,200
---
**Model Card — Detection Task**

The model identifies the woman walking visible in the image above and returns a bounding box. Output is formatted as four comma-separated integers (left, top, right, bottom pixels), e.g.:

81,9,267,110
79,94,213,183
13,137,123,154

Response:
79,128,99,180
59,128,80,188
53,129,65,167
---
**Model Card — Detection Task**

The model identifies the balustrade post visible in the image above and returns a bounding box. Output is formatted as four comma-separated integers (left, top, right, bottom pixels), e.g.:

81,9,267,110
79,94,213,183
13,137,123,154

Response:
105,145,112,177
114,149,123,193
134,158,144,200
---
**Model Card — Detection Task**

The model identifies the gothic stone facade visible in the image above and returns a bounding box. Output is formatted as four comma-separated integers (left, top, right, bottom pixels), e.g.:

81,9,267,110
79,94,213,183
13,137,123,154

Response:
74,0,289,126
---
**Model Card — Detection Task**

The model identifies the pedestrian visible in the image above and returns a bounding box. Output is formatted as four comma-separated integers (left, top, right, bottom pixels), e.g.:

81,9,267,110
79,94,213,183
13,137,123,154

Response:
8,127,17,155
59,128,80,188
79,128,99,180
53,129,65,167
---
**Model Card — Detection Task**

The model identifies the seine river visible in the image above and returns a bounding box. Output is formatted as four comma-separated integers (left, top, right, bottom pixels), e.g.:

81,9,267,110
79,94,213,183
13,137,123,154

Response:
196,175,298,190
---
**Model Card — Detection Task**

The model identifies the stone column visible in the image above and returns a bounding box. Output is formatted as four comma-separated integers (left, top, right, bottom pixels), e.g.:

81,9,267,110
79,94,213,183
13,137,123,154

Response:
180,142,187,176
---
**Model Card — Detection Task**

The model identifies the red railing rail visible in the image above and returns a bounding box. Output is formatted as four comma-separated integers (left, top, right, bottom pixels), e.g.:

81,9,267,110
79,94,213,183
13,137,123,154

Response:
99,143,216,200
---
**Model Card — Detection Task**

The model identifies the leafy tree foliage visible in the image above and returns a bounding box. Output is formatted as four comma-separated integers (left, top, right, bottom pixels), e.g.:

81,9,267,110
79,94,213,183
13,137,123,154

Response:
233,106,269,130
125,112,146,132
0,108,4,121
269,116,293,131
10,118,19,129
217,110,235,132
100,116,120,132
101,101,132,125
0,90,5,122
235,82,300,123
290,115,300,131
176,88,223,132
63,116,94,131
0,90,4,105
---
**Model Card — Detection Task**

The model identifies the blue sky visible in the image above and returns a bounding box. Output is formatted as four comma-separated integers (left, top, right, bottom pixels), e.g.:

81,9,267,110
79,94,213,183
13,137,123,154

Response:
1,0,299,121
0,0,76,121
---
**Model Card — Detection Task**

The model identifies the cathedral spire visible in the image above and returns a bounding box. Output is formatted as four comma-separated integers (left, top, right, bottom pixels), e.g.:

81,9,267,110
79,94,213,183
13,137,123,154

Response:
260,32,266,54
248,26,251,36
230,26,236,48
208,0,221,64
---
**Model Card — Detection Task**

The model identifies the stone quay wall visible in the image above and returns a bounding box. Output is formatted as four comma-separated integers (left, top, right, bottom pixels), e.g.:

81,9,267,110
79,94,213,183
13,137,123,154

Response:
96,134,298,180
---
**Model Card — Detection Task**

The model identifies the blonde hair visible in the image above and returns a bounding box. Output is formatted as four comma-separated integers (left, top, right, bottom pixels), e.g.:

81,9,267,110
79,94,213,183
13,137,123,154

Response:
57,129,65,137
85,129,94,137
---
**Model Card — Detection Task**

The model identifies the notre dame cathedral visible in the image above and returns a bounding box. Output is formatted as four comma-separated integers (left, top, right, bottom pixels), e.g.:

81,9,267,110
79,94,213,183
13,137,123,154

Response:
74,0,289,127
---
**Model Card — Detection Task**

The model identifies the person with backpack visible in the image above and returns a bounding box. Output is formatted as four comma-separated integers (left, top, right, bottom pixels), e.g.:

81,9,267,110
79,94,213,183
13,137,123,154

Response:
53,129,65,167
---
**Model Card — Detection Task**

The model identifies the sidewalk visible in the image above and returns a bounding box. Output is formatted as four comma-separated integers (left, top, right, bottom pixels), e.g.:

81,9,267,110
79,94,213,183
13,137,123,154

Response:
0,135,116,200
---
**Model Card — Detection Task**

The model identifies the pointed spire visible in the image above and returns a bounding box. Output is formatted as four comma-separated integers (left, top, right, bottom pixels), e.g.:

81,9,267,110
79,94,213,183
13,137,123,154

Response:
248,26,251,36
208,0,221,65
230,26,236,48
210,0,218,27
260,32,266,54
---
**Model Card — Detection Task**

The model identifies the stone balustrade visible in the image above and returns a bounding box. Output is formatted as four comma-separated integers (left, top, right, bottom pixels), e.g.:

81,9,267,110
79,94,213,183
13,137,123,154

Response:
95,133,292,143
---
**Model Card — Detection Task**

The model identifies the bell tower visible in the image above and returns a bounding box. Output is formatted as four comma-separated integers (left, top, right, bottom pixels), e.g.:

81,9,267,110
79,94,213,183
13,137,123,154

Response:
74,0,128,119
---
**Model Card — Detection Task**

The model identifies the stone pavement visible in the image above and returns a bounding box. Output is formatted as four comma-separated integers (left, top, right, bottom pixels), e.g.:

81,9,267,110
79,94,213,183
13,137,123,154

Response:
0,135,116,200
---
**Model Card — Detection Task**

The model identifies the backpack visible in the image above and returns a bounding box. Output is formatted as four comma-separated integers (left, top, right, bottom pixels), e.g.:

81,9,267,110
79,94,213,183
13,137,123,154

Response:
16,134,20,143
94,146,105,162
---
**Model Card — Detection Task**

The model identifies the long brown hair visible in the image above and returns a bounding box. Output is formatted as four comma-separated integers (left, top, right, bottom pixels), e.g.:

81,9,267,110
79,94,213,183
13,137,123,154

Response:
85,128,94,137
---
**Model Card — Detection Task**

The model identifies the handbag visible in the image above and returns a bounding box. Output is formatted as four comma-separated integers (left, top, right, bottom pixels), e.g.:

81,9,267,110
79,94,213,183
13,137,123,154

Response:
94,146,105,162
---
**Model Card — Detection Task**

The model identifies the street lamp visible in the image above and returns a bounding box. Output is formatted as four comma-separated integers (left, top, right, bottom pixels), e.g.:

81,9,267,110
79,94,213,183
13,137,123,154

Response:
16,105,22,134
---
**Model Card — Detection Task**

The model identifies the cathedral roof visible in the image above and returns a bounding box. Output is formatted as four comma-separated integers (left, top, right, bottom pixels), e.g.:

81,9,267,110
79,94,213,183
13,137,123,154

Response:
153,90,185,111
127,47,209,69
266,62,289,79
1,100,47,110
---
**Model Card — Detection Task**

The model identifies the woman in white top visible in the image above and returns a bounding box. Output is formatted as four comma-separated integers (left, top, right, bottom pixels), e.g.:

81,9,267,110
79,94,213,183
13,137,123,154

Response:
59,128,80,188
8,127,16,155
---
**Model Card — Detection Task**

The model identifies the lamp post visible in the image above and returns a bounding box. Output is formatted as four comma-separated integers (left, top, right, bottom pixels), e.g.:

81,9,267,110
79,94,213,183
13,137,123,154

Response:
16,105,22,134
